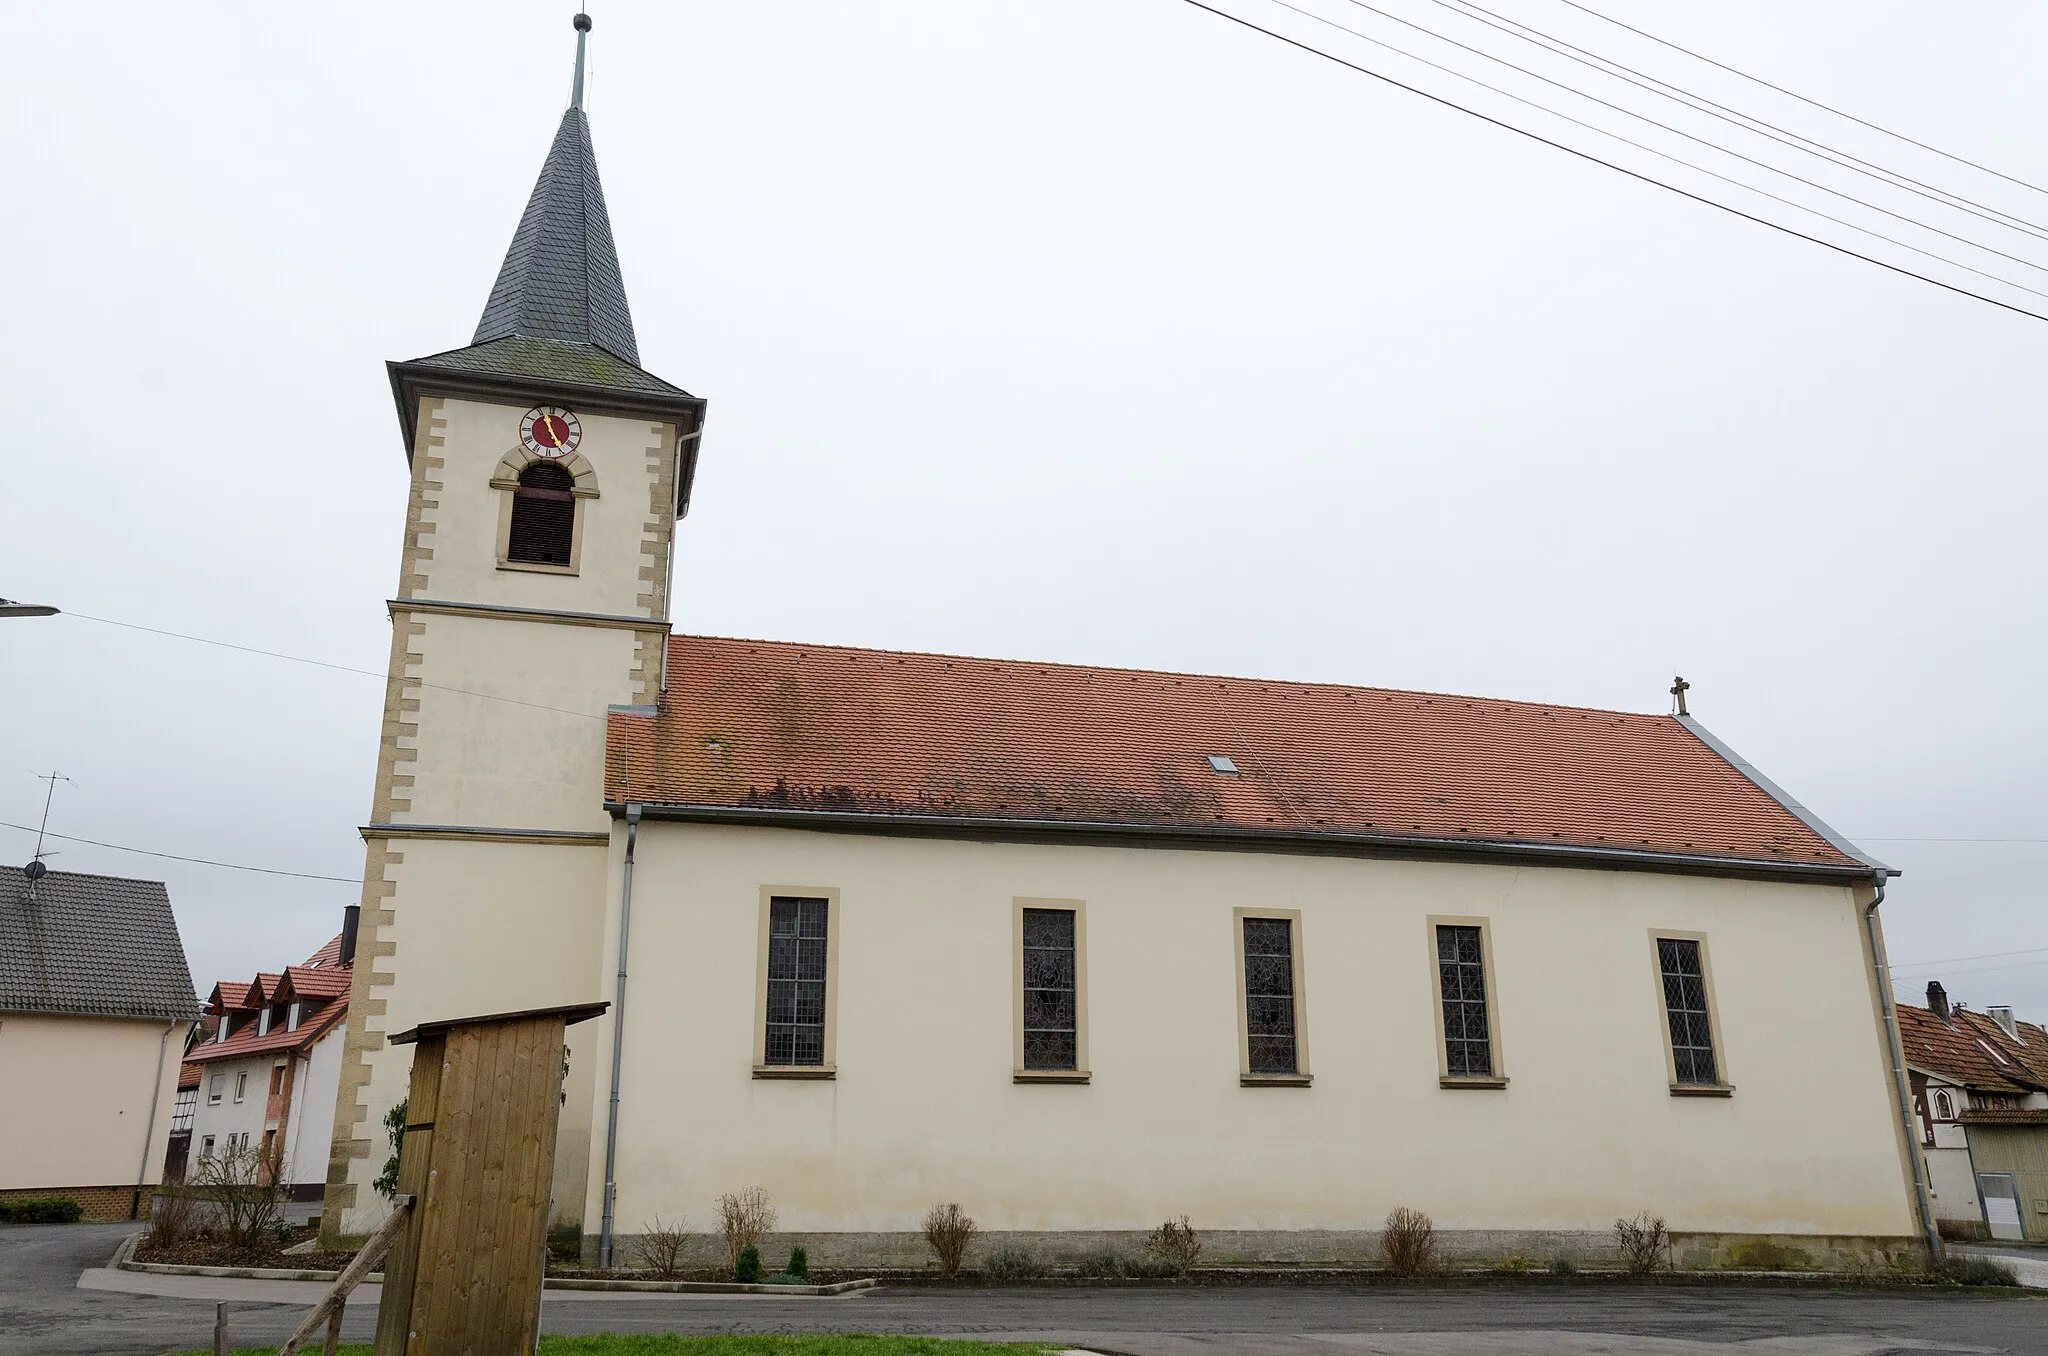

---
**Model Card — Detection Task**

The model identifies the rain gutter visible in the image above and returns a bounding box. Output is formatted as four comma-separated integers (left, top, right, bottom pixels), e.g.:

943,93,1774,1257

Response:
597,804,641,1269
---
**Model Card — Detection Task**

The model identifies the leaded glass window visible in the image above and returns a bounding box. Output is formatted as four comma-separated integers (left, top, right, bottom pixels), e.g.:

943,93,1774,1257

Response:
1242,916,1298,1075
1658,937,1718,1086
1436,924,1493,1077
765,896,828,1066
1021,908,1078,1070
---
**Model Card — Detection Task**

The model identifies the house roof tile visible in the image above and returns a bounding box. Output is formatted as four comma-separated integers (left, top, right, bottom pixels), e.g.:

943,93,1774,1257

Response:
186,998,347,1066
0,867,200,1022
606,635,1867,874
1898,1003,2048,1094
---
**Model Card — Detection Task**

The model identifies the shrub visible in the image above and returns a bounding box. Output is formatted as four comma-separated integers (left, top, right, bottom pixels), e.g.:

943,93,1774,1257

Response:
1933,1256,2019,1288
1076,1248,1132,1278
785,1245,809,1280
147,1189,196,1246
984,1243,1048,1280
0,1197,84,1224
735,1244,762,1284
922,1202,979,1278
1145,1216,1202,1277
1494,1253,1534,1274
190,1145,287,1250
1380,1206,1437,1276
373,1098,407,1200
634,1215,692,1279
1548,1257,1577,1276
715,1187,776,1278
1614,1212,1669,1275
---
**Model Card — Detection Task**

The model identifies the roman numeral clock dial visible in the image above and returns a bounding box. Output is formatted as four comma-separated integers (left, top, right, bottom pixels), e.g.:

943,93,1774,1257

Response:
519,405,581,458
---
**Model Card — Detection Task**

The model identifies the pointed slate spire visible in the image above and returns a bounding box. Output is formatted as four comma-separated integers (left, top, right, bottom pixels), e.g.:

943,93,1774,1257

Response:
471,12,639,365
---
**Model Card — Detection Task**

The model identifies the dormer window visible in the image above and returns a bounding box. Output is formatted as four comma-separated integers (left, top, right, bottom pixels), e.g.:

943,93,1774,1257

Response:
507,461,577,565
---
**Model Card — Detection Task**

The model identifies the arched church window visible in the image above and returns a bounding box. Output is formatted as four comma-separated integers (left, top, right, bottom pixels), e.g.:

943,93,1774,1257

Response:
1933,1090,1955,1121
507,461,577,565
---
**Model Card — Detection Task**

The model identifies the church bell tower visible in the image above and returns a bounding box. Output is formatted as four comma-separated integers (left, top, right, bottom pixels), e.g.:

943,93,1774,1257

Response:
324,12,704,1238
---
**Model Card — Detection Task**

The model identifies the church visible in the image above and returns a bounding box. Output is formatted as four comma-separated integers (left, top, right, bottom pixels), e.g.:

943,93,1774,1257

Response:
326,16,1933,1268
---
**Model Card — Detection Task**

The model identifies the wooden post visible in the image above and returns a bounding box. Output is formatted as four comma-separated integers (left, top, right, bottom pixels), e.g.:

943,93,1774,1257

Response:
212,1302,227,1356
371,1002,605,1356
320,1300,344,1356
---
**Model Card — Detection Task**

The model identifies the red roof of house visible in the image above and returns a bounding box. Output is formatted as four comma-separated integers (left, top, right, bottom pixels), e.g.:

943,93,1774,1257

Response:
301,933,345,968
278,965,351,1001
1898,1004,2048,1094
177,1061,202,1090
186,997,348,1066
605,635,1864,874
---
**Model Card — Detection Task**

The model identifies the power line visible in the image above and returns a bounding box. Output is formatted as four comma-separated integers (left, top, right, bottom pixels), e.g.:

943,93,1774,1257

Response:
1248,0,2048,299
1424,0,2048,244
1549,0,2048,202
65,612,606,724
1174,0,2048,322
1892,945,2048,972
0,820,358,884
1318,0,2048,277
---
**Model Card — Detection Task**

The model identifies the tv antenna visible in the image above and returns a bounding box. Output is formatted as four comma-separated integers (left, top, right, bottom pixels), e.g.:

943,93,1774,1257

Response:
23,770,73,899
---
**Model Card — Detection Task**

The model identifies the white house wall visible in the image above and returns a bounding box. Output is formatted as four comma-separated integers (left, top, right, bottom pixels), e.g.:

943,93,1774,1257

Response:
285,1029,346,1190
0,1013,185,1211
575,823,1919,1262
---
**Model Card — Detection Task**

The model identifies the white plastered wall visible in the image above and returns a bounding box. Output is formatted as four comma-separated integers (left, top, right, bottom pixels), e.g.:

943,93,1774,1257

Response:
581,823,1918,1241
418,397,669,619
285,1029,346,1191
187,1056,275,1162
337,837,608,1235
0,1013,184,1193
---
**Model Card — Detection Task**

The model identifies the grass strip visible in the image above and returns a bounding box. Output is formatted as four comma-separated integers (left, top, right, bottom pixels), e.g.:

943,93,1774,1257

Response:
185,1336,1065,1356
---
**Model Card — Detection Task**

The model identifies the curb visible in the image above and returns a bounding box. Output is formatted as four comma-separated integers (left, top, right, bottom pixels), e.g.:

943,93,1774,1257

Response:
115,1259,877,1295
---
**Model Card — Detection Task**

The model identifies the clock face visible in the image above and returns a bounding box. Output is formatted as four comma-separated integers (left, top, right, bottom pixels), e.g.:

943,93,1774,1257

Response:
520,405,581,458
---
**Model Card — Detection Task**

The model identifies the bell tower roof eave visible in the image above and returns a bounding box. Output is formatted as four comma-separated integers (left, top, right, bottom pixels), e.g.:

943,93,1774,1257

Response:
386,353,706,515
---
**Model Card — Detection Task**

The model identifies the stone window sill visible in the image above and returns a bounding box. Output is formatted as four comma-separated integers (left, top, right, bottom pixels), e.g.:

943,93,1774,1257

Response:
498,560,578,576
1670,1082,1735,1097
1241,1072,1313,1087
753,1065,835,1081
1014,1069,1091,1084
1440,1075,1509,1090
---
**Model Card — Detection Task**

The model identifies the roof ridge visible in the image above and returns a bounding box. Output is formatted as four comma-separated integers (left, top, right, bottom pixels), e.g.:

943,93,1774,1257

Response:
664,632,1668,723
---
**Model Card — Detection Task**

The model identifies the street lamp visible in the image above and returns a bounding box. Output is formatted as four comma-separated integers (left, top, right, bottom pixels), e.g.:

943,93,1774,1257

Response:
0,598,58,618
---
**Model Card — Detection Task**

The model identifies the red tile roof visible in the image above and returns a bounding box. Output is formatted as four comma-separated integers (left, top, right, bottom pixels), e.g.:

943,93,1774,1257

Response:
300,933,345,968
278,966,351,1001
605,635,1864,874
185,998,348,1066
1898,1004,2048,1094
177,1061,202,1091
1959,1107,2048,1126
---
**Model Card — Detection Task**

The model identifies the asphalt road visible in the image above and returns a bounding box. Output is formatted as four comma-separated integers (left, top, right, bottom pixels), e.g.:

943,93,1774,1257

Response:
7,1224,2044,1356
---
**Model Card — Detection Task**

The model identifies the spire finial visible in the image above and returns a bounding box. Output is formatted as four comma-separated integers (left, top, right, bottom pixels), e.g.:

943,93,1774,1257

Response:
570,9,592,111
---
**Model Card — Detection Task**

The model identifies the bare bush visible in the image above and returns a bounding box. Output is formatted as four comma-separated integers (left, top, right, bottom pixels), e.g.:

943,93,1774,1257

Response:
189,1144,286,1250
1380,1206,1437,1276
634,1215,693,1278
984,1243,1048,1280
715,1188,776,1278
1614,1212,1670,1274
921,1202,979,1277
146,1188,196,1248
1145,1216,1203,1277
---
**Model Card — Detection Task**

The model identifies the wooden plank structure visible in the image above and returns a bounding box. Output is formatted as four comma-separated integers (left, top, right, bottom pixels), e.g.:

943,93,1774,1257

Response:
372,1002,606,1356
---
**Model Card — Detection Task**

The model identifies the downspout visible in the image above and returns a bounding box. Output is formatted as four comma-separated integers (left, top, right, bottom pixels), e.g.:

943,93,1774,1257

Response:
598,803,642,1267
1866,875,1943,1260
133,1019,178,1220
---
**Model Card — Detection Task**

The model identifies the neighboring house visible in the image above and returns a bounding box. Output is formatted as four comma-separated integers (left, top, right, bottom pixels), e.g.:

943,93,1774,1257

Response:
1898,984,2048,1242
185,918,353,1199
327,20,1931,1268
0,866,199,1220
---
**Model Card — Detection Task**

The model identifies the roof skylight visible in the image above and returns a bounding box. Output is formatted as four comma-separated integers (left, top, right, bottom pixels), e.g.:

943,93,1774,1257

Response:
1207,755,1239,775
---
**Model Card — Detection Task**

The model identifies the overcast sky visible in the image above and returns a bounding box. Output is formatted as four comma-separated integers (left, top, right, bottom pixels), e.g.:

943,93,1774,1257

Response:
4,1,2043,1021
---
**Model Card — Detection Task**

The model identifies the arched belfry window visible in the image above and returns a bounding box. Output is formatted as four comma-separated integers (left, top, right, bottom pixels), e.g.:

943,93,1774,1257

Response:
507,461,577,565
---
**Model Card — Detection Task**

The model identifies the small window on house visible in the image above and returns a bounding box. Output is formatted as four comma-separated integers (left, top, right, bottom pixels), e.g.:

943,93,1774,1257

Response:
199,1135,215,1159
1933,1090,1956,1121
506,460,577,565
1657,937,1721,1087
1021,908,1079,1072
764,896,829,1066
269,1066,285,1097
1239,914,1304,1079
1435,924,1495,1079
207,1074,224,1106
233,1071,249,1103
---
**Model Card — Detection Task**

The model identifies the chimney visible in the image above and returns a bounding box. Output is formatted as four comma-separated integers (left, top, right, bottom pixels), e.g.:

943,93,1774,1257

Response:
1987,1005,2020,1041
1927,981,1950,1024
340,905,360,967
